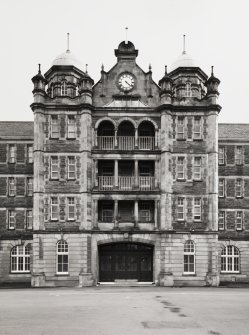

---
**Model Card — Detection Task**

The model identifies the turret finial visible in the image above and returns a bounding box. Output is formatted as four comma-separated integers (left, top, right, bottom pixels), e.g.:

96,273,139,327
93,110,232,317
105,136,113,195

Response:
211,65,214,76
149,63,152,71
66,33,70,52
101,63,104,71
85,64,88,74
165,65,167,75
38,64,41,74
183,34,186,54
125,27,128,44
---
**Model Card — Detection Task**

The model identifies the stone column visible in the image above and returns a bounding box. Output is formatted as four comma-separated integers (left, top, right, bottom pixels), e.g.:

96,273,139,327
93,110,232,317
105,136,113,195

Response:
114,200,118,229
93,200,98,229
135,128,138,148
94,160,98,188
134,200,138,228
114,160,118,189
94,129,98,147
155,129,159,148
114,129,118,148
154,200,158,229
206,111,219,230
135,160,139,189
160,110,173,230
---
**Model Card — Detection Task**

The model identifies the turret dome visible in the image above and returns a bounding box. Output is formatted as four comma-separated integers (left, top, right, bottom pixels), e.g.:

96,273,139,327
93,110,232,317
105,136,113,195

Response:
52,50,82,69
170,51,196,72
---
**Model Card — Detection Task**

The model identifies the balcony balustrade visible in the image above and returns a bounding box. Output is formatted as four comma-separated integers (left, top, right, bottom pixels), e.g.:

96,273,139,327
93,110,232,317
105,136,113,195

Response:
97,136,155,150
98,176,155,191
138,137,155,150
98,176,114,191
97,136,115,150
138,176,155,191
118,176,135,190
118,136,135,150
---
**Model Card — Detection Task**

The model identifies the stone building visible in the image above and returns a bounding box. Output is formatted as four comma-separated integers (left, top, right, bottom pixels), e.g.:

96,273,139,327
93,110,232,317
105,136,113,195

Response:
0,40,248,287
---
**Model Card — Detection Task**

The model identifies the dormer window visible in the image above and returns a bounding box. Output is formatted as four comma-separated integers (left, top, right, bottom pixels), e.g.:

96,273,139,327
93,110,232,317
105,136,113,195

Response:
185,82,192,97
61,82,67,96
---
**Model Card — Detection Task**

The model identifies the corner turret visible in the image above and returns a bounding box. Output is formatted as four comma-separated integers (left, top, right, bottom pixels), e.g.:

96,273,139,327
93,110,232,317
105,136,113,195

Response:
158,66,173,104
205,66,220,104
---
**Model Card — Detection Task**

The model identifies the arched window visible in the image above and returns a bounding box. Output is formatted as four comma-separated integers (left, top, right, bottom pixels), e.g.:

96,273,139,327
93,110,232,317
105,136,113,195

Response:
185,82,192,97
184,240,195,274
221,245,240,273
61,82,67,96
57,240,69,274
11,245,30,273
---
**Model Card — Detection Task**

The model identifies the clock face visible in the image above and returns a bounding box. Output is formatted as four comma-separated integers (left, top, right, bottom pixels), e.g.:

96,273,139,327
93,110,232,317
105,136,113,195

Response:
118,73,135,92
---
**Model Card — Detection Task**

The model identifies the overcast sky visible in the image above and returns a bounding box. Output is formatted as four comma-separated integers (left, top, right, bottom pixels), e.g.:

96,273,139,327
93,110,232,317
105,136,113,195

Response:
0,0,248,123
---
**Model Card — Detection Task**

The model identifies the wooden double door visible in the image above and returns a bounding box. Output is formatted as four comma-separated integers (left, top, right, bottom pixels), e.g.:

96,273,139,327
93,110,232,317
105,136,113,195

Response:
99,243,153,282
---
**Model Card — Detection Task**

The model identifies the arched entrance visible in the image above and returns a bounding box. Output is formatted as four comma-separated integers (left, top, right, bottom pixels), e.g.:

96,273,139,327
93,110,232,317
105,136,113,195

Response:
99,243,153,282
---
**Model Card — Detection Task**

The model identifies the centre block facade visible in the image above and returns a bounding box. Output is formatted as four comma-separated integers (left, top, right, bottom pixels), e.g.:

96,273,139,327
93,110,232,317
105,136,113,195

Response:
0,40,249,287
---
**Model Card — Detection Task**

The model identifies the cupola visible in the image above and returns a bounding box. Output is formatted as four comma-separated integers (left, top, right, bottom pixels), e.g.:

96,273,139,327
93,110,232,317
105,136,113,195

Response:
44,33,92,99
115,41,138,61
168,35,208,100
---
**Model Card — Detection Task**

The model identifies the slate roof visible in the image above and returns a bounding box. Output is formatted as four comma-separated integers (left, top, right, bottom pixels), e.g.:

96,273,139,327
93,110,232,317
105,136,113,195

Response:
0,122,34,139
219,124,249,140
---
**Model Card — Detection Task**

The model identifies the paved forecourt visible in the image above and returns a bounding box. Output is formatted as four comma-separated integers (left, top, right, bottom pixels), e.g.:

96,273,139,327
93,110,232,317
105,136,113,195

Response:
0,287,249,335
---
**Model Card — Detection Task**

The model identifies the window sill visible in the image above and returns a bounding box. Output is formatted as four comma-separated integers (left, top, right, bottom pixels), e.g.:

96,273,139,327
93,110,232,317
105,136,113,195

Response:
176,138,186,141
66,137,76,140
10,272,31,274
220,272,240,275
193,138,203,141
183,273,196,276
176,179,186,182
193,179,202,182
56,273,69,276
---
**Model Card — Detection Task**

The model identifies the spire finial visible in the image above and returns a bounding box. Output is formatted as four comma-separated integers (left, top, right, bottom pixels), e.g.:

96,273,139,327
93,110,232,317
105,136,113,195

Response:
66,33,70,52
183,34,186,54
85,64,88,74
165,65,167,75
211,65,214,76
125,27,128,44
101,63,104,71
38,64,41,74
149,63,152,71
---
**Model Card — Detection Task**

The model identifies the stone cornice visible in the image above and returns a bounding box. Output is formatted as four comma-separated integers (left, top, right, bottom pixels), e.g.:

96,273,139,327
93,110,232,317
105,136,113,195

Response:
30,102,94,112
157,104,222,113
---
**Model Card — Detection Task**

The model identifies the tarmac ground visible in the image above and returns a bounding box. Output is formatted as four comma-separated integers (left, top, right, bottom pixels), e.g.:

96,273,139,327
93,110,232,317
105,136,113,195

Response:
0,286,249,335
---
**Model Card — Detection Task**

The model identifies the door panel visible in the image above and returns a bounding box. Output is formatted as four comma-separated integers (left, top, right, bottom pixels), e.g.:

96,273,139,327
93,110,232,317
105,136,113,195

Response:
99,243,153,282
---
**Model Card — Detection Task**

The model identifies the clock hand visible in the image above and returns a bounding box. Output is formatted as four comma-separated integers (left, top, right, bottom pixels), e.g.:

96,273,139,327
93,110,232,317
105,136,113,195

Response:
125,80,131,87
